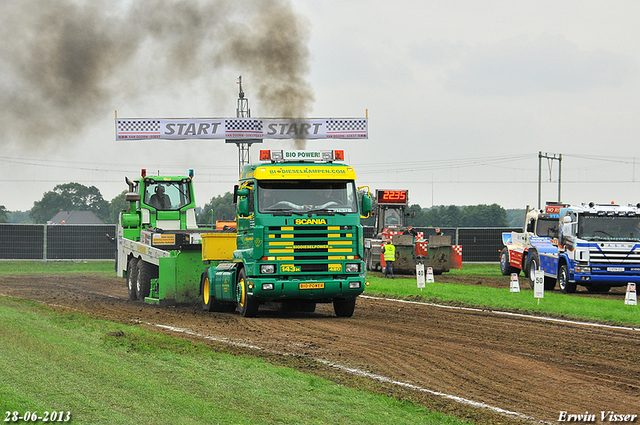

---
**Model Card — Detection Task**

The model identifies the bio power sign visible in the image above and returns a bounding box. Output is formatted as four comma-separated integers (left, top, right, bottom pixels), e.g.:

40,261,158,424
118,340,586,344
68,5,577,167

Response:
116,118,368,140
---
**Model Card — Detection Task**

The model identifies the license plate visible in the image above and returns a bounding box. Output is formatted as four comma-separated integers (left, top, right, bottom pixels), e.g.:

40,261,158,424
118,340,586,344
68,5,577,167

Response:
299,282,324,290
607,267,624,272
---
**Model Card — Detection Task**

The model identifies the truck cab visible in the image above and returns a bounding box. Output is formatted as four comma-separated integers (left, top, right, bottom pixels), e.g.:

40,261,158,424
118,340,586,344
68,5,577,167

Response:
119,169,198,243
202,149,372,317
554,202,640,293
501,202,565,277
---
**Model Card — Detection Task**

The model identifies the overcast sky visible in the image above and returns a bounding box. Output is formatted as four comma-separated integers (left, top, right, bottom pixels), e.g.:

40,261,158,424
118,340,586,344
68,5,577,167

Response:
2,0,640,213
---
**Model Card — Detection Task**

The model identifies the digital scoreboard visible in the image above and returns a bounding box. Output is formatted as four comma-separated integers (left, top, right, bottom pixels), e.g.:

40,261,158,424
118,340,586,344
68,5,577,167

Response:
376,189,408,205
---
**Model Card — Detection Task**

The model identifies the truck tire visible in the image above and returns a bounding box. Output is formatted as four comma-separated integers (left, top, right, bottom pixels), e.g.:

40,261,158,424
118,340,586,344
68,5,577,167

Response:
136,260,152,301
333,297,356,317
544,276,557,291
500,248,520,276
236,268,259,317
558,264,577,294
202,274,215,312
364,248,372,271
527,251,540,289
586,284,610,293
127,257,138,301
201,273,235,312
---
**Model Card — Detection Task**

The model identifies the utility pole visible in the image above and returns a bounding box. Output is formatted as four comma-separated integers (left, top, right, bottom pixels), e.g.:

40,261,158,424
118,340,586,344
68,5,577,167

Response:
226,76,262,176
538,152,562,209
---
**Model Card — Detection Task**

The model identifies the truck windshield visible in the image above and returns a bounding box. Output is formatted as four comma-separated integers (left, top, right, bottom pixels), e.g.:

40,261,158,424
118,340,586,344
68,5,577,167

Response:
257,181,358,214
143,181,192,211
578,215,640,241
536,217,559,238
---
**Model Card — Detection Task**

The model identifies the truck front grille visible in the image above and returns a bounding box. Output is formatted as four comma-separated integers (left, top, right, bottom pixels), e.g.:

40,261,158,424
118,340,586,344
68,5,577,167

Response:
266,225,357,261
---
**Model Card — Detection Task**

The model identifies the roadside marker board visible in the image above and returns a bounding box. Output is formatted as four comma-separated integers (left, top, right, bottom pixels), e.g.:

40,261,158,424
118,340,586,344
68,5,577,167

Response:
416,263,425,289
625,283,637,306
534,270,544,299
510,273,520,293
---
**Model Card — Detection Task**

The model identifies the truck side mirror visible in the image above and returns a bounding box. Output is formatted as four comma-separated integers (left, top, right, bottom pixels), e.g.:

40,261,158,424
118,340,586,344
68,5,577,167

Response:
526,219,535,233
361,194,372,218
559,216,572,245
237,197,249,217
235,186,250,217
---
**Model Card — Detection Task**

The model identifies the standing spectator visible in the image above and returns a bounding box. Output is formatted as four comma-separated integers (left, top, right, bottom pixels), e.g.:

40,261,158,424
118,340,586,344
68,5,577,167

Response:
383,242,395,279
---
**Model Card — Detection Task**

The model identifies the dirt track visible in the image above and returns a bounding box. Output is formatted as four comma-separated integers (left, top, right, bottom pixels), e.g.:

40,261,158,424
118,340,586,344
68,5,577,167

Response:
1,273,639,424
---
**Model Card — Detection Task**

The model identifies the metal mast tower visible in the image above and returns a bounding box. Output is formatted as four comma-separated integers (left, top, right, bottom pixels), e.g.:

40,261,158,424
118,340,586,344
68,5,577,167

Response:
227,76,261,175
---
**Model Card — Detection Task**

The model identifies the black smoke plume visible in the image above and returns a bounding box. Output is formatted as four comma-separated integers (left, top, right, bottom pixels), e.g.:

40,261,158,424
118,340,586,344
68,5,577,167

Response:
0,0,314,149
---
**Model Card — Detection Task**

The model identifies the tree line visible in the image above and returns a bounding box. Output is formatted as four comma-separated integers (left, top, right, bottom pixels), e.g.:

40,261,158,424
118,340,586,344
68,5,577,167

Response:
2,182,521,228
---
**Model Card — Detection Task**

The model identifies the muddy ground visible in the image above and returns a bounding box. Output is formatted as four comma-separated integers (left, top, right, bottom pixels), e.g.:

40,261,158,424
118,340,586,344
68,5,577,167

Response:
0,272,638,424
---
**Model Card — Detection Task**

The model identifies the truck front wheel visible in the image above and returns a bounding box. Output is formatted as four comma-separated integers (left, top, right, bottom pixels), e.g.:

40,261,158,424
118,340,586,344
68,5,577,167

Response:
500,248,520,276
333,297,356,317
527,251,540,289
558,264,577,294
236,268,259,317
127,257,138,301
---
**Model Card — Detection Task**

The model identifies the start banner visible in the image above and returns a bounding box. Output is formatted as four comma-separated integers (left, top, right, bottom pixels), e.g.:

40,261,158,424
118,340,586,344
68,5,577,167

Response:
116,118,368,140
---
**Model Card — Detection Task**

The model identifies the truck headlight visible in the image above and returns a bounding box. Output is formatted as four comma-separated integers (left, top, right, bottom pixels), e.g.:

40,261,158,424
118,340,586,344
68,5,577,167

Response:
262,283,274,290
349,281,361,289
575,264,591,273
345,263,360,273
260,264,276,274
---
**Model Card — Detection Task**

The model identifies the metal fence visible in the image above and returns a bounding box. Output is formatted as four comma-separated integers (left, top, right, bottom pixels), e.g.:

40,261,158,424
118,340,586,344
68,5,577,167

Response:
1,224,520,262
363,226,521,263
0,224,117,261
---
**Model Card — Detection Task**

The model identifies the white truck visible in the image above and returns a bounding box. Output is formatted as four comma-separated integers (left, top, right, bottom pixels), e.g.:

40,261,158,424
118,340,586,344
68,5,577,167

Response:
500,203,564,289
527,202,640,293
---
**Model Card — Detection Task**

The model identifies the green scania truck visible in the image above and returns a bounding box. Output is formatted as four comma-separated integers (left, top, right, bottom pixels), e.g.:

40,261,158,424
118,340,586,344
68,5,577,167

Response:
201,149,372,317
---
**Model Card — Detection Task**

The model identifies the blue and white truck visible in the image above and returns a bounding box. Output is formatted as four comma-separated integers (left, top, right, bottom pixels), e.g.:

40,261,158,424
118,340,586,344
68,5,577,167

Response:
527,202,640,293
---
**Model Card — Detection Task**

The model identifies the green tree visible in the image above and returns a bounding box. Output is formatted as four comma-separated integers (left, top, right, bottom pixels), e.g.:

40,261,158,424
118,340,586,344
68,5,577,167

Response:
0,205,8,223
197,192,236,226
29,182,110,223
108,190,129,224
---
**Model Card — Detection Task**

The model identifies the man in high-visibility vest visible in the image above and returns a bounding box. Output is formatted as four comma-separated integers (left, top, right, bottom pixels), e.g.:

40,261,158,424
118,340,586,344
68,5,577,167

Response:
383,242,395,279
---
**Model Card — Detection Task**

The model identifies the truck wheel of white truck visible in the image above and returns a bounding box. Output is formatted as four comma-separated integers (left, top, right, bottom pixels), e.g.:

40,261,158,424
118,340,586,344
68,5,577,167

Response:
558,264,577,294
236,268,259,318
500,248,520,276
527,251,540,289
127,257,138,301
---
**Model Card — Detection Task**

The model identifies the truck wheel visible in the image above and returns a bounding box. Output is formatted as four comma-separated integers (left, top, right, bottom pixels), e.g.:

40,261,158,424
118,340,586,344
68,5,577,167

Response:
333,297,356,317
236,268,258,317
202,275,215,312
500,248,519,276
558,264,577,294
527,251,540,289
587,284,610,293
127,257,138,301
364,249,371,271
544,276,557,291
136,260,152,301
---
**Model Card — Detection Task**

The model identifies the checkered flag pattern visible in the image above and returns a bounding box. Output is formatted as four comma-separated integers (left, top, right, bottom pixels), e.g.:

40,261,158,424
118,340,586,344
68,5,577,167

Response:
326,119,367,132
117,120,160,133
225,119,263,132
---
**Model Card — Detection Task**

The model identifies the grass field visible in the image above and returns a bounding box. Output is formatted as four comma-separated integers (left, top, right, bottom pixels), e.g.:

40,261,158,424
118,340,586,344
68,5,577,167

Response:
366,267,640,327
0,261,114,276
1,261,637,424
0,296,469,425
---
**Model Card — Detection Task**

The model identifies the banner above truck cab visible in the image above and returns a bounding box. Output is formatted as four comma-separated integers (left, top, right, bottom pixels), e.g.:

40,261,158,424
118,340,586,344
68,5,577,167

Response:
116,118,368,140
251,164,357,180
